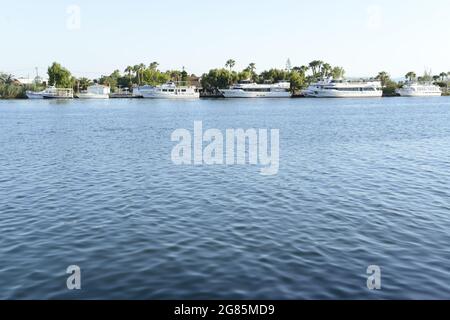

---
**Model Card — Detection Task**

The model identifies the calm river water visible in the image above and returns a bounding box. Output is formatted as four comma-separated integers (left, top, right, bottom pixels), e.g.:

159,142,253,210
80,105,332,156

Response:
0,97,449,299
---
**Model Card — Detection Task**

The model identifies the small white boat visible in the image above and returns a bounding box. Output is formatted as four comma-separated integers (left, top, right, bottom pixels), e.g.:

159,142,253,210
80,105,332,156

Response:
42,88,74,99
26,91,45,99
396,82,442,97
220,80,291,98
138,82,200,99
304,78,383,98
76,84,110,99
26,86,57,99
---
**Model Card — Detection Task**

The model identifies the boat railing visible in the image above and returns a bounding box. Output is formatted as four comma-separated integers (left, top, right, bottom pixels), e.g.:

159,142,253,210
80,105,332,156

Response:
55,88,74,97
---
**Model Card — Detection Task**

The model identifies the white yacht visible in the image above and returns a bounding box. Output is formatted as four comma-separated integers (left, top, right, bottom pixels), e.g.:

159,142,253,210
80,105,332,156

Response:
76,84,110,99
396,82,442,97
304,79,383,98
220,80,291,98
136,82,200,99
26,86,57,99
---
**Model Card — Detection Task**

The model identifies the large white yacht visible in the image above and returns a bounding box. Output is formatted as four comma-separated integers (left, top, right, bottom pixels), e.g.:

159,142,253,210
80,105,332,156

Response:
304,79,383,98
134,82,199,99
220,80,291,98
76,84,110,99
396,82,442,97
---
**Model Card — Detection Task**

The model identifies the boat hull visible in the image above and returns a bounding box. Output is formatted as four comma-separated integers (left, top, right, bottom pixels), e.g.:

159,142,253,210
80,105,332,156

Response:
220,90,291,98
110,94,134,99
303,90,382,98
141,92,200,99
396,90,442,97
26,91,44,99
76,93,109,99
42,95,73,99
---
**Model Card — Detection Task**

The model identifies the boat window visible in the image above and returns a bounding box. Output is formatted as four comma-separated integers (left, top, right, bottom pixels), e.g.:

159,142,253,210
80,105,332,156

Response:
242,88,271,92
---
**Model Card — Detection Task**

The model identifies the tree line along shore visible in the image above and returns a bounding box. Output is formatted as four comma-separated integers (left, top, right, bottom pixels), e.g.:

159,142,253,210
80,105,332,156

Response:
1,60,449,99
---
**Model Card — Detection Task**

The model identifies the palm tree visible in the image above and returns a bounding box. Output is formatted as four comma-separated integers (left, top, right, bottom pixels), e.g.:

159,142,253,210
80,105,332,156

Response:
331,67,345,80
405,71,417,82
308,61,318,75
77,77,92,91
0,73,7,84
139,63,146,84
321,63,332,78
225,59,236,71
0,73,13,85
124,66,133,83
133,65,140,85
247,63,256,74
169,70,181,82
317,61,324,75
439,72,447,82
293,65,309,75
376,71,390,87
149,62,159,70
309,60,323,77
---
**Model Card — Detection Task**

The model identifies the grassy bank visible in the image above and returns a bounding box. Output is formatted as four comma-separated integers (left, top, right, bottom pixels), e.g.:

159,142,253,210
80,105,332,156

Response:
0,84,46,99
0,84,27,99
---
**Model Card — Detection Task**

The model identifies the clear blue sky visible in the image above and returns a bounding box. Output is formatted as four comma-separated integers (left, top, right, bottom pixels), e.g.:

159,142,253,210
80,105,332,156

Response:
1,0,449,79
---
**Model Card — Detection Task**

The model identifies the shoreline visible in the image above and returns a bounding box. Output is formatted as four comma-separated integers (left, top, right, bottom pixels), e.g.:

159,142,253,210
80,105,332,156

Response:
2,94,450,100
0,92,450,101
